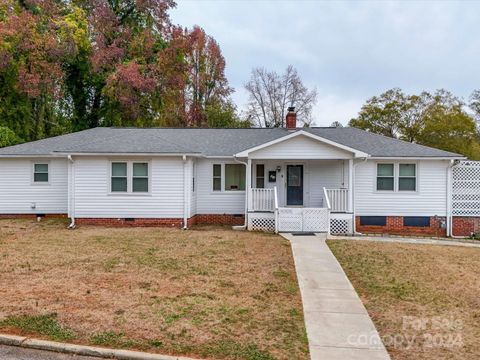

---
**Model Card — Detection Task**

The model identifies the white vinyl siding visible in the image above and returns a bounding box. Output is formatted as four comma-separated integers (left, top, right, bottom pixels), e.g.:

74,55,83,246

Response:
196,158,245,214
355,160,448,216
73,157,184,218
0,158,68,214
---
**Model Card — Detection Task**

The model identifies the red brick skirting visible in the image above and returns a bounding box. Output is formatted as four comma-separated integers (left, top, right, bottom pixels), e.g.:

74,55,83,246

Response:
75,218,183,227
188,214,245,226
75,214,245,228
0,213,245,227
0,213,67,219
452,217,480,237
356,216,447,237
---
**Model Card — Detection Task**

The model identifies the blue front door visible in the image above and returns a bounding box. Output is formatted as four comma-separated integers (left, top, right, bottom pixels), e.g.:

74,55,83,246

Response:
287,165,303,206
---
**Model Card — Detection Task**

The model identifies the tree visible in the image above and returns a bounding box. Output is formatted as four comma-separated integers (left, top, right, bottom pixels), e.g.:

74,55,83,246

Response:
0,126,21,147
0,0,72,141
349,89,480,159
244,65,317,127
350,89,428,141
183,26,232,127
418,105,479,159
0,0,239,140
469,90,480,125
330,121,343,128
205,101,250,128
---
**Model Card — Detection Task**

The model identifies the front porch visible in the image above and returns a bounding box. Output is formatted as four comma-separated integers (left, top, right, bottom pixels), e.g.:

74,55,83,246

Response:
245,159,355,234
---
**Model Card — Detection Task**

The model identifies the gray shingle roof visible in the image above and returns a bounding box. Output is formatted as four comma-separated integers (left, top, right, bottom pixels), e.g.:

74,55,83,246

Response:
0,127,462,158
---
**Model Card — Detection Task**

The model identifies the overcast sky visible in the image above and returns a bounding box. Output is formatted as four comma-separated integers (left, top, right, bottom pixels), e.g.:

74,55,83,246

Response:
170,0,479,126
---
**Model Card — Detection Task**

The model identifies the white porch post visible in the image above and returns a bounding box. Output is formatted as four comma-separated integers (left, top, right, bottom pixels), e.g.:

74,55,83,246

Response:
246,158,252,212
348,159,354,213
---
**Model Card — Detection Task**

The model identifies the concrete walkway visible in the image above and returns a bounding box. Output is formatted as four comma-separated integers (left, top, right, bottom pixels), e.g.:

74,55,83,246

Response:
282,233,391,360
328,235,480,248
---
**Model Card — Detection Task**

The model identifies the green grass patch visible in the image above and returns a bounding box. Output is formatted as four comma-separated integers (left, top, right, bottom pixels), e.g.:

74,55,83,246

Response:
199,339,275,360
90,331,140,348
0,313,74,341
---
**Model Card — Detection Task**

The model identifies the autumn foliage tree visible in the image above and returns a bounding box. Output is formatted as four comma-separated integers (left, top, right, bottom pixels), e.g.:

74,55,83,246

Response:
0,0,239,144
0,0,73,140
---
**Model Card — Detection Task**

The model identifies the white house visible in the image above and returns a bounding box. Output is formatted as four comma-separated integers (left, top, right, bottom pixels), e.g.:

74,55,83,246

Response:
0,109,478,237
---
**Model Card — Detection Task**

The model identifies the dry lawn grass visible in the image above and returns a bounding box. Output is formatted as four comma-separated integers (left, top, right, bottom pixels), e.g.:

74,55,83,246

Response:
327,240,480,360
0,219,308,360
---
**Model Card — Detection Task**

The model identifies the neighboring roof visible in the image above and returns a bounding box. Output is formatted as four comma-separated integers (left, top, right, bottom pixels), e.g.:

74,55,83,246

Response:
0,126,463,158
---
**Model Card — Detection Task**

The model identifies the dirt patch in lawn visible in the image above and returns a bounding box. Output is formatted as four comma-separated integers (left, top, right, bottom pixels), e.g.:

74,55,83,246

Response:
0,220,308,360
327,240,480,360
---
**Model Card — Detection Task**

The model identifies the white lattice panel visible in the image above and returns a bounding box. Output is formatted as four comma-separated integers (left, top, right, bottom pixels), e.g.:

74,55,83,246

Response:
303,208,329,232
452,161,480,216
278,208,303,232
277,207,329,233
248,212,275,232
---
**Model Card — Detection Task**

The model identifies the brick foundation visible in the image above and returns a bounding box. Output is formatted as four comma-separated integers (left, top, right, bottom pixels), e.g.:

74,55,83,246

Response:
75,218,184,227
75,214,245,228
188,214,245,226
356,216,447,237
452,217,480,237
0,213,67,219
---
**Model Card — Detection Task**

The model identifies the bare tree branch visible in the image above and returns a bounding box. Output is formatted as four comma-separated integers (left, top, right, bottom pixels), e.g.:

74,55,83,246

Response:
244,65,317,127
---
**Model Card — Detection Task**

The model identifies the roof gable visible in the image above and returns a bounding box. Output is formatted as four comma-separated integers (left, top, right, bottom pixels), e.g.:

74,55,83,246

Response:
235,131,368,158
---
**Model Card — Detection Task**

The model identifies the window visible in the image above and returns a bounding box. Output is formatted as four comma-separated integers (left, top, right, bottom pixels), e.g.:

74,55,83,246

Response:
377,164,394,191
399,164,416,191
110,161,149,193
360,216,387,226
111,162,127,192
404,216,430,227
213,164,221,191
33,163,49,182
225,164,245,191
256,164,265,188
212,163,246,192
132,163,148,192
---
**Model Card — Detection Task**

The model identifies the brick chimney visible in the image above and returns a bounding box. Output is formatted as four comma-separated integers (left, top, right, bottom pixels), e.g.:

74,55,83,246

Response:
285,106,296,130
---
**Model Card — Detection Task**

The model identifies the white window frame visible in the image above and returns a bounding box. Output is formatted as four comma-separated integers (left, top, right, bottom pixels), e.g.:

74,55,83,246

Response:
109,160,151,195
211,163,246,193
375,163,395,192
31,161,50,185
111,161,128,193
212,164,222,192
255,163,265,189
374,162,419,194
398,162,418,192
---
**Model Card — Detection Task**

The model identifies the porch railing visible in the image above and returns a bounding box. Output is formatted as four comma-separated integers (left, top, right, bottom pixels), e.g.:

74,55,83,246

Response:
250,188,275,212
324,188,349,212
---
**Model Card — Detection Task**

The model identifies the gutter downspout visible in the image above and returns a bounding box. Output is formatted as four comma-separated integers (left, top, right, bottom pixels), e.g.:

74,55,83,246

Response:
352,157,368,235
233,156,249,230
67,155,75,229
182,155,188,230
